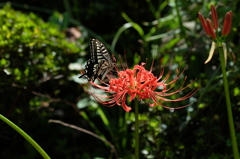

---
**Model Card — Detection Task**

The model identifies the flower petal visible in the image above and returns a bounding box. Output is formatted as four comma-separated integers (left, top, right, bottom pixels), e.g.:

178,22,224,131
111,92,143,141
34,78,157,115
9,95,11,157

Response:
121,95,132,112
205,41,216,64
222,43,227,67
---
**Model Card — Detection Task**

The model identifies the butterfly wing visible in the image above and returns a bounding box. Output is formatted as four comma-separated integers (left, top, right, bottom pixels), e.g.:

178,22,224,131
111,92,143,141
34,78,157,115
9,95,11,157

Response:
92,39,114,80
91,39,112,64
79,39,114,82
79,59,99,82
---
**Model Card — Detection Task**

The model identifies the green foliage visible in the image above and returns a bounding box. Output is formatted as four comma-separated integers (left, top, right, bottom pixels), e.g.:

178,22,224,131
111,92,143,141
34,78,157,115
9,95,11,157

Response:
0,3,81,86
0,3,85,159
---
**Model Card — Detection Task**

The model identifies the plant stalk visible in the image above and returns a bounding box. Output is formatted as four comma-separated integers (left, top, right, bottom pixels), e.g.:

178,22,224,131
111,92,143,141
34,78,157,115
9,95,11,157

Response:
135,100,139,159
0,114,50,159
218,46,239,159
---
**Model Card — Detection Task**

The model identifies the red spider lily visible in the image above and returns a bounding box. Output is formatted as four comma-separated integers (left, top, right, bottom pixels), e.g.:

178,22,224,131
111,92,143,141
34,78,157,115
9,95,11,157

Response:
198,4,232,39
87,63,198,112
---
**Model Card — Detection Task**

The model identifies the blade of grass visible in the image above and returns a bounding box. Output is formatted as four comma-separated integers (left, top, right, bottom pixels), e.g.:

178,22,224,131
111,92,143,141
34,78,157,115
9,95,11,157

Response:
97,107,114,138
0,114,50,159
121,12,145,37
111,23,133,52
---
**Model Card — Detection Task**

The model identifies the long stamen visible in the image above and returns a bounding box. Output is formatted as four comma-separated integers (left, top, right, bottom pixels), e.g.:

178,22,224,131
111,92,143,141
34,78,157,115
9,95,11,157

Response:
204,42,216,64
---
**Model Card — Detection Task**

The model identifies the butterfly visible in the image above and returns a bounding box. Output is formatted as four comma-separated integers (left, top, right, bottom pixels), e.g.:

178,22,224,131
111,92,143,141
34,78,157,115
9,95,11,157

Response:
79,38,115,82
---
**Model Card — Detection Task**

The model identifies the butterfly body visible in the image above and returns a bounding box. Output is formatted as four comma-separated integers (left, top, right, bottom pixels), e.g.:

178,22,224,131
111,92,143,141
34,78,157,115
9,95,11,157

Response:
80,39,114,82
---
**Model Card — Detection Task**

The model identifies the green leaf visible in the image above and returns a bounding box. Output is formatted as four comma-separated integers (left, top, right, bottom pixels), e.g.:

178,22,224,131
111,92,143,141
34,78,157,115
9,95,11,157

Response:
77,97,90,109
121,12,145,37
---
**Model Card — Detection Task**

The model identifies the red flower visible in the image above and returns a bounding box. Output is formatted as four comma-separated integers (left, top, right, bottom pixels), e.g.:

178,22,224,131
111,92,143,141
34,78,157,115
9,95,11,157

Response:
88,63,198,112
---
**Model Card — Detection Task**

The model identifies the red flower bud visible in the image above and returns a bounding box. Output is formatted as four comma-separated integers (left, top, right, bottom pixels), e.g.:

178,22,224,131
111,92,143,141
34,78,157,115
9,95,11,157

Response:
198,12,211,36
222,11,232,36
206,19,217,39
210,5,218,30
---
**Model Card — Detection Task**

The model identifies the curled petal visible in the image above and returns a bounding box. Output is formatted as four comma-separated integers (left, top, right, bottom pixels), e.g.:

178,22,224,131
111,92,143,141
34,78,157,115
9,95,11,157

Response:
205,41,216,64
121,96,132,112
222,43,227,67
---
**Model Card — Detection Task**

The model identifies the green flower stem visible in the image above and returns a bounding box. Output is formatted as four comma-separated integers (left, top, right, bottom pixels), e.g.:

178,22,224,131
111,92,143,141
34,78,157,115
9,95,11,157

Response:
134,100,139,159
218,47,239,159
0,114,50,159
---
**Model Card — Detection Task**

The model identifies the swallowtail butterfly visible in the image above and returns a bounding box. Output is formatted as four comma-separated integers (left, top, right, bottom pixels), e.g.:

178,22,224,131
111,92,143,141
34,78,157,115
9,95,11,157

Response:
79,38,115,82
